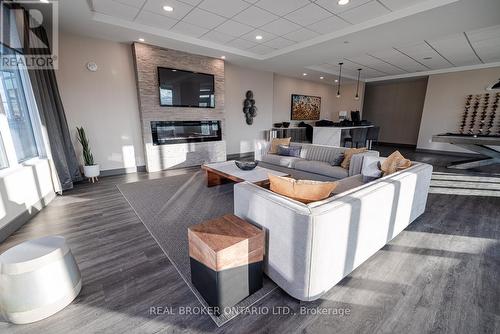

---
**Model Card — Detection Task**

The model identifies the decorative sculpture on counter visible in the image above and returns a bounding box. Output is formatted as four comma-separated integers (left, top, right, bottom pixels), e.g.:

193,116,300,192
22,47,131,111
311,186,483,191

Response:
478,93,490,135
460,94,472,134
243,90,257,125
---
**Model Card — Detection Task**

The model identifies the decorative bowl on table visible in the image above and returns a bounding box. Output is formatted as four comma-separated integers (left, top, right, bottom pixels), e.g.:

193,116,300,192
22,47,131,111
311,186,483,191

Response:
235,161,259,171
273,123,283,128
282,122,290,128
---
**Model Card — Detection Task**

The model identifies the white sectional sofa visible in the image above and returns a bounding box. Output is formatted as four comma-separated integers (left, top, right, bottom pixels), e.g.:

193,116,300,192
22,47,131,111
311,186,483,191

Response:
234,162,433,301
255,140,379,181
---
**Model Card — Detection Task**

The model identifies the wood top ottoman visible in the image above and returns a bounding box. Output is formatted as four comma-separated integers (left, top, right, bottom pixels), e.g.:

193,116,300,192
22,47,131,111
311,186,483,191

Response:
188,214,264,313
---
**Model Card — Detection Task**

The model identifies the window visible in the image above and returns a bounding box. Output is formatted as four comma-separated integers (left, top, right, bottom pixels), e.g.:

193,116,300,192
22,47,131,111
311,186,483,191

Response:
0,135,8,169
0,45,39,162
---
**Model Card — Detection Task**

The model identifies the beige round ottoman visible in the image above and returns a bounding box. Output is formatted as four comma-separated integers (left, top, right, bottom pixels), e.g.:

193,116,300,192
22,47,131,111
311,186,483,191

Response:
0,236,82,324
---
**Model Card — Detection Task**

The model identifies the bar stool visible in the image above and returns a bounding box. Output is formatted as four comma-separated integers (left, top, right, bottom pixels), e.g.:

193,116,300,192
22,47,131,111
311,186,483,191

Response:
345,128,368,148
366,126,380,149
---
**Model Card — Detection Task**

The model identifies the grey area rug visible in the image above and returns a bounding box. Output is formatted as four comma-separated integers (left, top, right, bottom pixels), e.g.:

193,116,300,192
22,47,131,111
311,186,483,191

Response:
117,171,277,327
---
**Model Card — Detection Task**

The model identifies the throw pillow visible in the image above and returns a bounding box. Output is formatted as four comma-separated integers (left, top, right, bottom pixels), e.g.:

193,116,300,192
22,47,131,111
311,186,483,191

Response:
268,174,338,204
361,156,384,182
331,153,345,166
277,145,301,157
340,147,368,170
381,151,412,175
269,137,291,154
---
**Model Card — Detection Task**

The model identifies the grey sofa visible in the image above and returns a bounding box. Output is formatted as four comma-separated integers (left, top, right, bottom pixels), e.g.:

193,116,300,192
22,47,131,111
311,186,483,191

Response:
234,162,433,301
254,140,379,181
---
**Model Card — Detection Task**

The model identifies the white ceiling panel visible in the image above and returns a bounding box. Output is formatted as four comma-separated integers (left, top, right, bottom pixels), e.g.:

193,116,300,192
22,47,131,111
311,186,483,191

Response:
225,38,257,50
143,0,193,20
115,0,146,8
248,44,276,55
214,20,254,37
285,3,332,26
339,1,390,24
263,37,296,49
307,15,351,34
396,42,453,70
255,0,310,16
181,8,226,29
427,34,482,66
260,19,302,36
170,21,209,37
198,0,250,18
135,10,178,30
176,0,202,5
201,30,235,43
283,27,319,42
346,54,405,75
232,6,279,28
342,59,387,78
379,0,429,11
368,49,429,73
467,25,500,62
313,0,372,14
93,0,140,20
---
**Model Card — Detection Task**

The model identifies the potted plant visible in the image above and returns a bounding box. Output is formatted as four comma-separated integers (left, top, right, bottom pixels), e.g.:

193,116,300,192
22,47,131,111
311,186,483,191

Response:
76,126,100,183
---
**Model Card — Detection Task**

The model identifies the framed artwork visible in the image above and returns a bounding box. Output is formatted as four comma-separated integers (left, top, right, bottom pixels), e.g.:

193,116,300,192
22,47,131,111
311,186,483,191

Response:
291,94,321,120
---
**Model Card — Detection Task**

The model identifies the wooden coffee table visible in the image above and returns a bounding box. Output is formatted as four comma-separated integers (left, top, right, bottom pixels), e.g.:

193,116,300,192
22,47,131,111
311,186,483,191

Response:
201,160,289,187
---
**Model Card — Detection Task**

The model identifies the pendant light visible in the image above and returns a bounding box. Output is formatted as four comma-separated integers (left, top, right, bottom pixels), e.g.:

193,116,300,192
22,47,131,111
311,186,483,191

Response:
354,68,362,100
336,62,343,98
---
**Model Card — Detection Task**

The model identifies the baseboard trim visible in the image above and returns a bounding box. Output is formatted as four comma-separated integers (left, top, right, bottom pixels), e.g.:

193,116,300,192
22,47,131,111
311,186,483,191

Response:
227,152,254,160
0,191,56,243
100,165,147,177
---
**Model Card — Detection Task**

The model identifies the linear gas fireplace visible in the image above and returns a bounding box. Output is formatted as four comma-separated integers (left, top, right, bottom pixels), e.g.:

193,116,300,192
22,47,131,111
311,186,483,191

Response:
151,120,222,145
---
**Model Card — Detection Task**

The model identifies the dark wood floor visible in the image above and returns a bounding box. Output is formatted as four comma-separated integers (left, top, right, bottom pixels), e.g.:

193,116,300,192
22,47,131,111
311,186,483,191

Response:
1,147,499,334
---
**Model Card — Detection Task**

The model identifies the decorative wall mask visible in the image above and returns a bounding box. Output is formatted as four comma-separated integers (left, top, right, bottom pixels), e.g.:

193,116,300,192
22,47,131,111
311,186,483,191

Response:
243,90,257,125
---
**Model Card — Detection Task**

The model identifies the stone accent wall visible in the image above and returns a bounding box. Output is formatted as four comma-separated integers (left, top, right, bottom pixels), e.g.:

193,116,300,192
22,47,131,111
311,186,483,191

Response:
132,43,226,172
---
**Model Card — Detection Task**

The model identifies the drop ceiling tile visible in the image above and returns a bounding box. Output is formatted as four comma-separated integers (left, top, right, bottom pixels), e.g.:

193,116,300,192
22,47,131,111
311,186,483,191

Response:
201,30,235,44
178,0,202,5
339,1,390,24
198,0,250,18
170,21,209,37
467,25,500,43
93,0,140,20
215,20,254,37
283,27,319,42
255,0,310,16
263,37,296,49
345,55,404,75
285,3,331,26
476,46,500,62
260,19,301,36
248,44,276,55
135,10,178,29
240,29,277,43
181,8,226,29
378,0,427,11
314,0,372,14
427,34,481,67
143,0,194,20
307,15,350,34
369,49,428,73
115,0,146,8
226,38,257,50
396,42,452,70
233,6,279,28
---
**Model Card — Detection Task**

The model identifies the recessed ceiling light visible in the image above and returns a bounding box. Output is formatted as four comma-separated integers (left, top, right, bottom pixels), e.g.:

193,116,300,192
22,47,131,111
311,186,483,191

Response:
303,73,308,76
320,76,324,79
335,79,339,82
338,0,350,5
255,35,263,40
138,38,145,42
163,5,174,12
172,69,177,72
221,56,226,59
40,0,49,3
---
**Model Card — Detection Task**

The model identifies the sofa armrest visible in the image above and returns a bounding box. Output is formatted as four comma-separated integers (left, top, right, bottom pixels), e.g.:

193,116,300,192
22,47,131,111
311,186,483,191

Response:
349,150,379,176
254,140,270,161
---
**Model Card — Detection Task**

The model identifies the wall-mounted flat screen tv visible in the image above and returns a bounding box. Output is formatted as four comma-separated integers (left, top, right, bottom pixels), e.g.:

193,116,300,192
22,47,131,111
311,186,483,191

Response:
158,67,215,108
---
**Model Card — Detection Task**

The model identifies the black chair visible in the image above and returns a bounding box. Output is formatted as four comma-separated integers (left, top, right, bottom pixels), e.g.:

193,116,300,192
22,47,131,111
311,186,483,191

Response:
344,128,368,148
366,126,380,149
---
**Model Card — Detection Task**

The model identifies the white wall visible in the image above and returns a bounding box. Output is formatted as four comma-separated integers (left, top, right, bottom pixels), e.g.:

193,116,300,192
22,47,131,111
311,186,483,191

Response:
224,63,274,155
56,32,145,172
417,67,500,153
273,74,364,124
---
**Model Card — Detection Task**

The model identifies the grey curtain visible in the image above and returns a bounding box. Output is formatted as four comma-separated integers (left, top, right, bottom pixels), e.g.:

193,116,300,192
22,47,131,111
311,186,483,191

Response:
19,7,82,190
